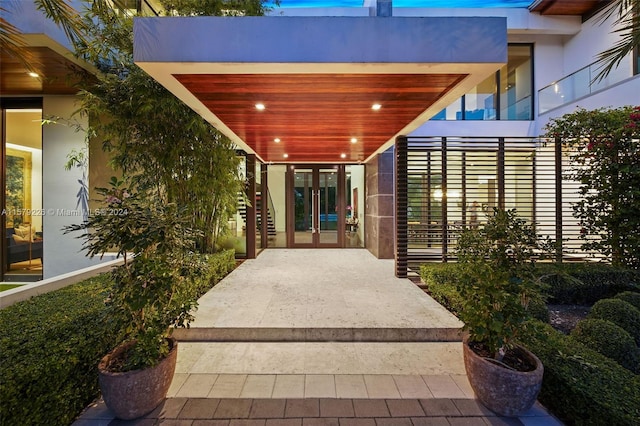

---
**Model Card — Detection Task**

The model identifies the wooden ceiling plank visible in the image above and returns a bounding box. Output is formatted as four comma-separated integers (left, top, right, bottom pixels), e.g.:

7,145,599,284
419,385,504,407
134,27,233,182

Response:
173,72,465,162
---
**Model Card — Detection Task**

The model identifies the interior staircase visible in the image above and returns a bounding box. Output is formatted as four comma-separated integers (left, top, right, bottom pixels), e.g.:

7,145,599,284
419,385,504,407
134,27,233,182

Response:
237,191,277,237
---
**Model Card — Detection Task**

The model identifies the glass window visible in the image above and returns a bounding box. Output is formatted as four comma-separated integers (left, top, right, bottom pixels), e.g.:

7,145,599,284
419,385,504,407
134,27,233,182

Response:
504,150,534,220
499,45,533,120
220,155,247,256
431,97,462,120
255,161,262,254
431,44,533,121
465,74,497,120
345,165,364,248
3,108,44,282
266,165,287,248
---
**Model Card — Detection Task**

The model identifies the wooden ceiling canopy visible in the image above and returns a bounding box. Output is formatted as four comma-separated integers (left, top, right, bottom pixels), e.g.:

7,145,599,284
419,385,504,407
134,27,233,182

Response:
529,0,611,16
174,73,466,163
0,46,86,95
136,15,508,163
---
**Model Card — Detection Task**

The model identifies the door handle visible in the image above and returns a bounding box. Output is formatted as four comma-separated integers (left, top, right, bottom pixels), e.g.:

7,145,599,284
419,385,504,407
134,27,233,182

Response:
311,190,316,233
316,190,321,233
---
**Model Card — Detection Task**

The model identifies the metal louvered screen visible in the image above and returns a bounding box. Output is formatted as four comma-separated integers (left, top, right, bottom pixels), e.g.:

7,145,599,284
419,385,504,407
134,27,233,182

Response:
395,136,597,278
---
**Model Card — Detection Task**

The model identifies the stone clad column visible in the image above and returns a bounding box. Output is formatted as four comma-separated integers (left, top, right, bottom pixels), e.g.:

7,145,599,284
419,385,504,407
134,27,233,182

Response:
365,147,395,259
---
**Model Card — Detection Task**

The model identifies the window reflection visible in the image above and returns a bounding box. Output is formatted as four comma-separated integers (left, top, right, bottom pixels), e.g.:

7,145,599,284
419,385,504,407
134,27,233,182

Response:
3,109,44,281
432,44,533,121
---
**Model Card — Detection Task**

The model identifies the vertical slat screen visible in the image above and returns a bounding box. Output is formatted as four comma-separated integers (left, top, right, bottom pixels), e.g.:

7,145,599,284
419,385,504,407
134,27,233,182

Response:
398,136,600,278
395,136,408,277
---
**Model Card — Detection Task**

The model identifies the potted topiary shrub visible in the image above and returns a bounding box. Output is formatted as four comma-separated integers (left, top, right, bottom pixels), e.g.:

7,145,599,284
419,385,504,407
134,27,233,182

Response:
455,208,549,417
66,177,207,419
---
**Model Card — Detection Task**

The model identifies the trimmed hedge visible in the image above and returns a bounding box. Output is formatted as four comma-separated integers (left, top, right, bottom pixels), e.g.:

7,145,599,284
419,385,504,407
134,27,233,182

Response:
421,262,640,425
424,262,640,306
521,322,640,426
0,274,126,426
0,250,236,426
588,298,640,345
570,318,639,374
537,263,640,305
195,249,237,294
419,263,549,322
614,291,640,310
419,263,465,314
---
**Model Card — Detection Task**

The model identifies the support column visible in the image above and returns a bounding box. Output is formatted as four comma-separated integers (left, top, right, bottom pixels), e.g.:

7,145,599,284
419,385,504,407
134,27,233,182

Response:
365,147,395,260
555,137,563,263
441,137,448,262
377,0,392,17
395,136,408,278
260,162,268,250
498,137,506,210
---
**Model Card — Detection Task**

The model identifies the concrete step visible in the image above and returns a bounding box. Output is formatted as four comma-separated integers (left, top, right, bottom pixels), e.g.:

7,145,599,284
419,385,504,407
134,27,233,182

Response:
172,342,468,376
172,326,462,342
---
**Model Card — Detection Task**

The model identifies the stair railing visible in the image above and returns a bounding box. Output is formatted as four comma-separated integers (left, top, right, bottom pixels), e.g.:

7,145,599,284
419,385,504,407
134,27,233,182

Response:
266,186,276,235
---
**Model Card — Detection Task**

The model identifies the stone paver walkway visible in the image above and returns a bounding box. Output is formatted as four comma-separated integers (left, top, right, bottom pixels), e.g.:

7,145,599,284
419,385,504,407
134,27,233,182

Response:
76,397,558,425
72,250,563,425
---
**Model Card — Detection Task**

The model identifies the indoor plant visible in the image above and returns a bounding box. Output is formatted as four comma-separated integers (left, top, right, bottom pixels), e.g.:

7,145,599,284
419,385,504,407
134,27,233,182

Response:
455,208,549,416
66,177,207,419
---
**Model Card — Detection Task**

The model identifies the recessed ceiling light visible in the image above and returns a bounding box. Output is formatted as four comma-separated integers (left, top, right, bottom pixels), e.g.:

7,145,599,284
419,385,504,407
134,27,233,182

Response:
340,153,347,159
28,72,39,78
255,103,266,111
350,138,358,143
371,103,382,111
283,153,289,158
274,138,281,143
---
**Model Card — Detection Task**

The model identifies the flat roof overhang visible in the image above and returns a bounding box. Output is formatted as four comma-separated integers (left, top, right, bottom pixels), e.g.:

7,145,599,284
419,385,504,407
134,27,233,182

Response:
0,35,98,95
134,16,507,163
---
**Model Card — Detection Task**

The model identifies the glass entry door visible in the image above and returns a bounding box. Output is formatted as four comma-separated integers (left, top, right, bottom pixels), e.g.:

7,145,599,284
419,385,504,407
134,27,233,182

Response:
289,165,343,248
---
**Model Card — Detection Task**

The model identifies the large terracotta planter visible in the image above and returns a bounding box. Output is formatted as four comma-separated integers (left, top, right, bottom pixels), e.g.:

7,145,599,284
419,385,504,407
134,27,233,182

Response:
98,338,178,420
463,340,543,417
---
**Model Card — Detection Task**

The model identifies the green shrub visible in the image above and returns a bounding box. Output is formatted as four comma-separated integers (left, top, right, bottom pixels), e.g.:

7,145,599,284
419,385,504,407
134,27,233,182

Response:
0,275,126,426
588,298,640,345
536,263,640,305
419,263,464,314
520,321,640,426
527,296,550,323
614,291,640,310
420,263,549,323
0,250,236,426
571,319,640,374
195,249,236,295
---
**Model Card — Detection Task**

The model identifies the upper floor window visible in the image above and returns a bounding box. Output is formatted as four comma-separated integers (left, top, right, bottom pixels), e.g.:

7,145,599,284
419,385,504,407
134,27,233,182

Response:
432,44,533,121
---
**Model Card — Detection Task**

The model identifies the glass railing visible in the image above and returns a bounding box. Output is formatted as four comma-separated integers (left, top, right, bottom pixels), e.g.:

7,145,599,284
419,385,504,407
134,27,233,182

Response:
538,61,630,114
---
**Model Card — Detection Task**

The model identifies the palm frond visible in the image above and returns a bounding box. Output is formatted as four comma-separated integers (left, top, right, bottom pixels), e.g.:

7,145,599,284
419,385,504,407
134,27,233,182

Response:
593,0,640,82
35,0,89,47
0,8,38,74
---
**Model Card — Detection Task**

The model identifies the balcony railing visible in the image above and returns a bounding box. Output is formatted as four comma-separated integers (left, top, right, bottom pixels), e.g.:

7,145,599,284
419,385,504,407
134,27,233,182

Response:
538,60,630,114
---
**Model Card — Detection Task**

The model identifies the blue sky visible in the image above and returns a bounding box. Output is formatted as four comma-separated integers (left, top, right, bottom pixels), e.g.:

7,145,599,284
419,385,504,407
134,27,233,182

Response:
273,0,531,8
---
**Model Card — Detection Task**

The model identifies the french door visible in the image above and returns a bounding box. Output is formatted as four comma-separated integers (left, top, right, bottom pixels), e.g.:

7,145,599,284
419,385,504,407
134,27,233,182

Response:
288,165,344,248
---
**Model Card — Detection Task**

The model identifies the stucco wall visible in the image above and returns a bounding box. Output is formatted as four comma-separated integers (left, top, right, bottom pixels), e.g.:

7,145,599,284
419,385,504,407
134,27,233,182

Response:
42,96,107,278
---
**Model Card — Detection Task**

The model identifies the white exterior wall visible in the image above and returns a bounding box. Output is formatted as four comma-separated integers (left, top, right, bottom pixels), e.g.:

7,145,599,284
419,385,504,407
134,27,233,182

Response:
268,165,287,232
42,96,107,278
562,9,632,78
533,8,639,132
